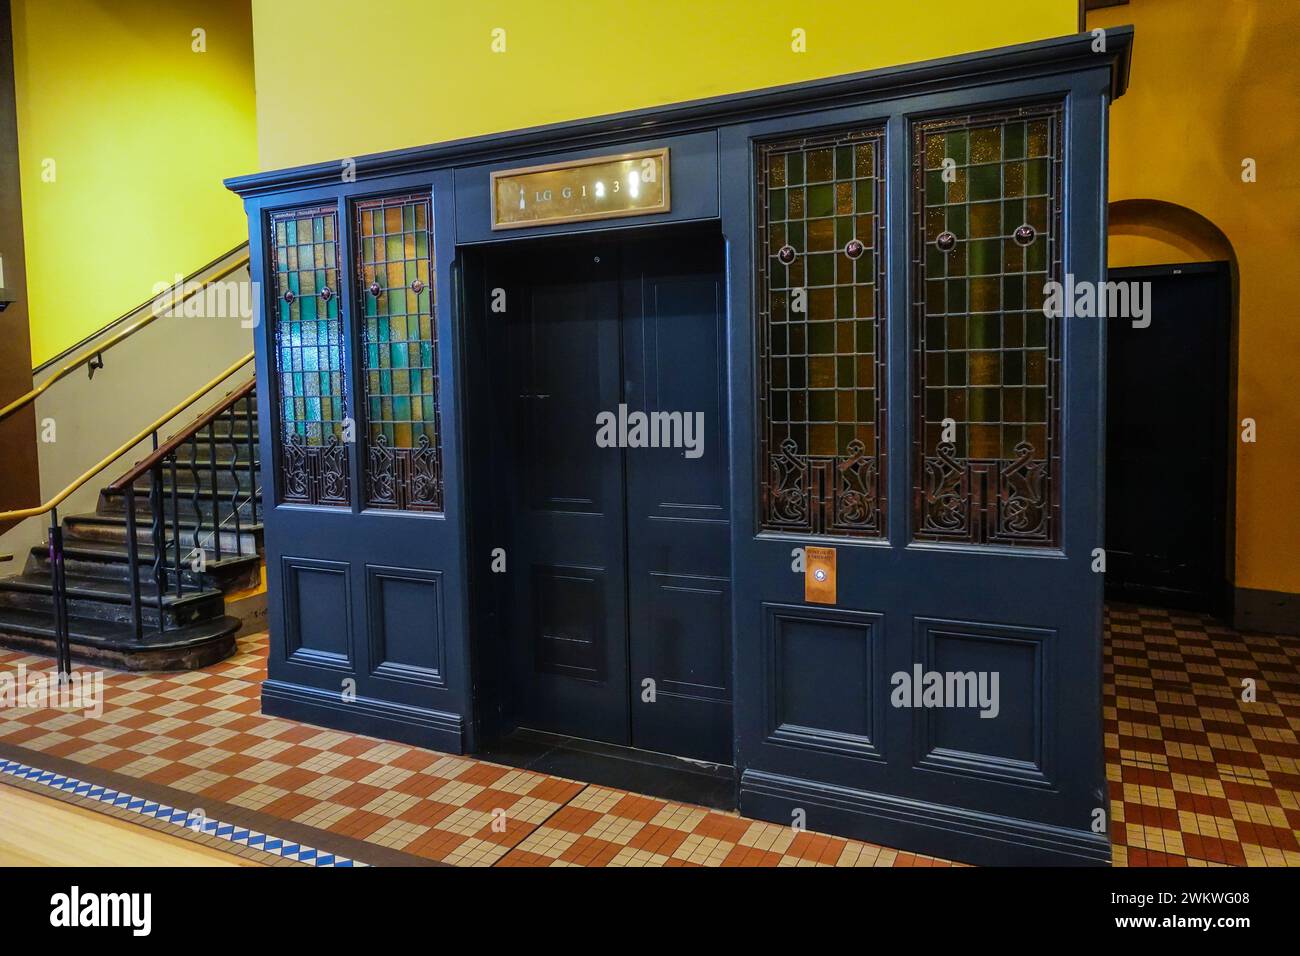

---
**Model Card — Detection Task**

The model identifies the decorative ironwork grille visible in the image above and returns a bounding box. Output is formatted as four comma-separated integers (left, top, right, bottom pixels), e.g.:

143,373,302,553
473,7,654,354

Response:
910,103,1064,547
355,193,442,512
757,127,888,537
269,204,350,507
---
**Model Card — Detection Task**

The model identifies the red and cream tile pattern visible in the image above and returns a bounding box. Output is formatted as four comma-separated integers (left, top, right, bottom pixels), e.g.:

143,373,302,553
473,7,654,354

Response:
0,604,1296,867
1106,605,1300,866
0,635,951,867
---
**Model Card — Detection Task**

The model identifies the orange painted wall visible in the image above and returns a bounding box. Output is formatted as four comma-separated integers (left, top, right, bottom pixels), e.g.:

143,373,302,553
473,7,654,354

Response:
1089,1,1300,595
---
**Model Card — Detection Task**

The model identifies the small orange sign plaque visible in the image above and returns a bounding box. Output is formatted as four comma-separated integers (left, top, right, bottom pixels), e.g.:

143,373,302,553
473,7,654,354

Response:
804,546,837,605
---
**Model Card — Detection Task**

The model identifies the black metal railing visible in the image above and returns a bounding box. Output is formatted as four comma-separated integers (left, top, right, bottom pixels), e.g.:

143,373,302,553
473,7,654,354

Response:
2,352,256,684
99,382,261,642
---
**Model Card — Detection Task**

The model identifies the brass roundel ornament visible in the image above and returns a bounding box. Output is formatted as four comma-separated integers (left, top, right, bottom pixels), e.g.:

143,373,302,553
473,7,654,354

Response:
410,278,425,294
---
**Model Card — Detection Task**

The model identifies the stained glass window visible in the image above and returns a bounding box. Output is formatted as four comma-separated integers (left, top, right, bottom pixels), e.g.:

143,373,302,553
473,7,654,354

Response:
356,193,442,512
269,204,349,507
757,127,887,537
910,104,1063,547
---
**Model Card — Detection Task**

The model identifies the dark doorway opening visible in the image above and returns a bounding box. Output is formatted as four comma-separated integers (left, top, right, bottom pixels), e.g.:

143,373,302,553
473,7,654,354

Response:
463,224,733,776
1105,261,1234,614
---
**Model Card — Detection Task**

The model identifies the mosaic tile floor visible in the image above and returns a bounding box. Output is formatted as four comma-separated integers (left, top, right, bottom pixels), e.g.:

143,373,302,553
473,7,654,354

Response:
0,634,950,867
0,605,1296,867
1105,604,1300,867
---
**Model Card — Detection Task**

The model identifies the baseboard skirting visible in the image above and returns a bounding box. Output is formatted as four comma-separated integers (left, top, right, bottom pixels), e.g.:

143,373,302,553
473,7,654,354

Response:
739,769,1111,866
1234,587,1300,636
261,679,465,753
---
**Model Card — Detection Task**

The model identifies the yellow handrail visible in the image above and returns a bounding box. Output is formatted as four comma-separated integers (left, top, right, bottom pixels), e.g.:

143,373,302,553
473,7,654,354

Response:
0,352,254,523
0,251,251,423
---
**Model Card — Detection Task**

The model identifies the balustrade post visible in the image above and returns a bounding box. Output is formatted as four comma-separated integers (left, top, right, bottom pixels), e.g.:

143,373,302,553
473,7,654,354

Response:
47,507,72,682
123,483,144,640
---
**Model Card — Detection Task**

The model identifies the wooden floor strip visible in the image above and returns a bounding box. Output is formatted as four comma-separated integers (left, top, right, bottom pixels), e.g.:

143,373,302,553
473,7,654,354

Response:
0,781,259,867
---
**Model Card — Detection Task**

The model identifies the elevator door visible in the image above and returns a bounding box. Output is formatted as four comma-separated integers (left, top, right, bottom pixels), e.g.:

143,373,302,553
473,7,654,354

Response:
497,233,731,764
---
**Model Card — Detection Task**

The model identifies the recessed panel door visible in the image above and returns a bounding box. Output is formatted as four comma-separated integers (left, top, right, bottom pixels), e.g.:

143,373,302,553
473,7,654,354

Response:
503,249,629,744
622,236,732,764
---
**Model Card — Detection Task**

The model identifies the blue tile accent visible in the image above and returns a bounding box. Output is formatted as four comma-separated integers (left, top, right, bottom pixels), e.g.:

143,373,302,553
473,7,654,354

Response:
0,757,363,868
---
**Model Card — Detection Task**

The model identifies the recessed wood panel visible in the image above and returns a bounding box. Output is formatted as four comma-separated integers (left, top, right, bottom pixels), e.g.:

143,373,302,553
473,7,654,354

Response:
282,557,352,671
913,617,1052,786
533,565,605,680
366,565,445,687
522,282,604,514
644,573,730,700
764,604,884,760
640,272,727,512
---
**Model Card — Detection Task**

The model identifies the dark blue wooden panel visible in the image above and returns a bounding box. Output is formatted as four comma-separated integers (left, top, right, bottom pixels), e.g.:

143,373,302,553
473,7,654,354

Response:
282,556,352,671
645,573,730,700
622,231,732,764
366,565,445,688
247,169,475,752
725,67,1115,864
913,616,1052,787
765,603,885,761
532,564,606,681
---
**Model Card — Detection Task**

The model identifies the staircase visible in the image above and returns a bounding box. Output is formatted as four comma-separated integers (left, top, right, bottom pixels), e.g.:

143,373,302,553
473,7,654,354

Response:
0,384,262,671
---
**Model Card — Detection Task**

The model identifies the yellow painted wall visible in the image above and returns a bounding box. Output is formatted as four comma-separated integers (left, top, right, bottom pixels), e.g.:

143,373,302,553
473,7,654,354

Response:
1089,1,1300,594
12,0,258,367
251,0,1077,170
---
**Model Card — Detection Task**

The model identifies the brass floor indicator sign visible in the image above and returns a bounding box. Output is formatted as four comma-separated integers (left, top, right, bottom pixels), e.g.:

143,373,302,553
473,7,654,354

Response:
804,546,837,605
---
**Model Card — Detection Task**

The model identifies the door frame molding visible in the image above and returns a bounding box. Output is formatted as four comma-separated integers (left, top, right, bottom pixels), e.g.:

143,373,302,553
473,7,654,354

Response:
461,227,734,761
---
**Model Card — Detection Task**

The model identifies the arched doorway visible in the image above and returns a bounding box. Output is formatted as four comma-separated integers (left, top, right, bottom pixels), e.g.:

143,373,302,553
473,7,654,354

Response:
1105,200,1238,614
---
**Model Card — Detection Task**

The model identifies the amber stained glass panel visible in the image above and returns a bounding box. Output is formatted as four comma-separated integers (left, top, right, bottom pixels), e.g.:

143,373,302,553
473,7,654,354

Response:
757,127,887,537
910,104,1063,546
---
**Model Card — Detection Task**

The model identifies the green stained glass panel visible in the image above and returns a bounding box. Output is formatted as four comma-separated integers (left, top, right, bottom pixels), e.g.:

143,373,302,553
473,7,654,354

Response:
270,204,346,446
356,192,442,512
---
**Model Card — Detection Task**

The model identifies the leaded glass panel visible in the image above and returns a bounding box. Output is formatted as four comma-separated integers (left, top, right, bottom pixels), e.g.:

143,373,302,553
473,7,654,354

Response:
269,204,349,507
910,104,1063,546
356,193,442,512
757,127,887,537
